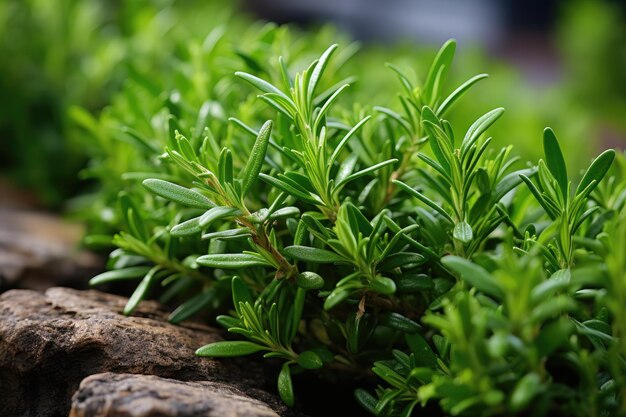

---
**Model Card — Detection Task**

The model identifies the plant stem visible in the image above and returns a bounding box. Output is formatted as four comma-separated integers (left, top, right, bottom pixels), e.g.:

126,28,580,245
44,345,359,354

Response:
239,217,299,279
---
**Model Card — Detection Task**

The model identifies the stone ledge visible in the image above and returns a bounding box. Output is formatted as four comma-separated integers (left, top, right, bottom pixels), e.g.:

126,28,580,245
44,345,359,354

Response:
0,287,295,417
69,373,280,417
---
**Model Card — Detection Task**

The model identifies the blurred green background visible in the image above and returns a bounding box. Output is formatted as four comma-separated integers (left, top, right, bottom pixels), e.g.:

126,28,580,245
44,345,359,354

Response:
1,0,624,209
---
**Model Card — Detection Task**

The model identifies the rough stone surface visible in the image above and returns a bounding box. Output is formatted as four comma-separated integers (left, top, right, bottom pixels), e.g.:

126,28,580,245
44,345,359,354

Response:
0,177,42,210
0,207,102,291
0,287,292,417
69,373,280,417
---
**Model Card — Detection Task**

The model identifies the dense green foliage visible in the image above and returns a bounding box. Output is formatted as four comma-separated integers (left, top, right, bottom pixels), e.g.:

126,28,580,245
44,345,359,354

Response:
5,1,626,415
0,0,240,205
4,0,625,207
82,27,626,416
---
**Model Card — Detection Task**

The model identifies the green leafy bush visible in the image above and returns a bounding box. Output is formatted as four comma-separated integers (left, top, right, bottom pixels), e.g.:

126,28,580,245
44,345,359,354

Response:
5,0,621,208
82,30,626,416
6,0,623,208
0,0,240,205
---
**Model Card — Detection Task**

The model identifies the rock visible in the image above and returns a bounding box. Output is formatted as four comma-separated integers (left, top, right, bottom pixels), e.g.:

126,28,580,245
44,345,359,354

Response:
0,208,102,291
0,287,293,417
70,373,280,417
0,176,42,210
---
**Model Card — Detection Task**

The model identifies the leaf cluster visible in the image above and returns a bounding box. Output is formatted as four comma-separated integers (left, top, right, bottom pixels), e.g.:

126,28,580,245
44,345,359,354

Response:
82,28,625,417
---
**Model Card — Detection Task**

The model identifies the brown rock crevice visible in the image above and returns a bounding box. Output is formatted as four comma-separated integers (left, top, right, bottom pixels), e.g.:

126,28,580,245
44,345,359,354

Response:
0,287,297,417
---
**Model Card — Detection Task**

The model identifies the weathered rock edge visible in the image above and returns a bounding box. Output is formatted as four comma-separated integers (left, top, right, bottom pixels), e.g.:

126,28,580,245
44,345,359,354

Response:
0,208,102,291
0,287,295,417
69,372,280,417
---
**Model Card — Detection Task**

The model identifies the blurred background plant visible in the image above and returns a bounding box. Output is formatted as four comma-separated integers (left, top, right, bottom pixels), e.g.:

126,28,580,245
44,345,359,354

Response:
1,0,624,209
0,0,239,206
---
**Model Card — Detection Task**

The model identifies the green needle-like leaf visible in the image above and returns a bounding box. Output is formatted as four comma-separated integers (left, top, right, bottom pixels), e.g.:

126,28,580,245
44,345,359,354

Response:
236,71,292,102
510,373,541,411
576,149,616,196
89,266,152,286
423,39,456,104
314,84,350,133
493,168,536,201
284,246,346,263
196,340,266,357
143,179,214,209
199,206,241,227
335,158,398,190
323,287,354,310
542,128,568,199
278,363,295,407
375,106,413,137
230,276,254,318
268,206,300,220
218,148,234,185
298,350,323,369
437,73,488,116
378,253,425,271
168,289,215,324
371,276,397,295
259,173,322,205
355,389,378,415
453,221,473,243
442,255,504,299
296,271,325,290
124,266,161,315
461,108,505,156
197,253,271,268
308,44,338,102
328,116,371,166
202,228,250,241
393,180,454,224
170,216,202,237
380,312,422,333
241,120,272,197
405,333,437,367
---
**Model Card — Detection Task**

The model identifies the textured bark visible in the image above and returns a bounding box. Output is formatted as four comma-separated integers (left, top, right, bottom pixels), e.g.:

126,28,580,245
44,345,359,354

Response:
0,287,293,417
69,373,280,417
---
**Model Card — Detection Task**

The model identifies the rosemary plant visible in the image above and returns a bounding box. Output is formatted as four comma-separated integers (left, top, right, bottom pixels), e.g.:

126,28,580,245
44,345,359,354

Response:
85,33,624,417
